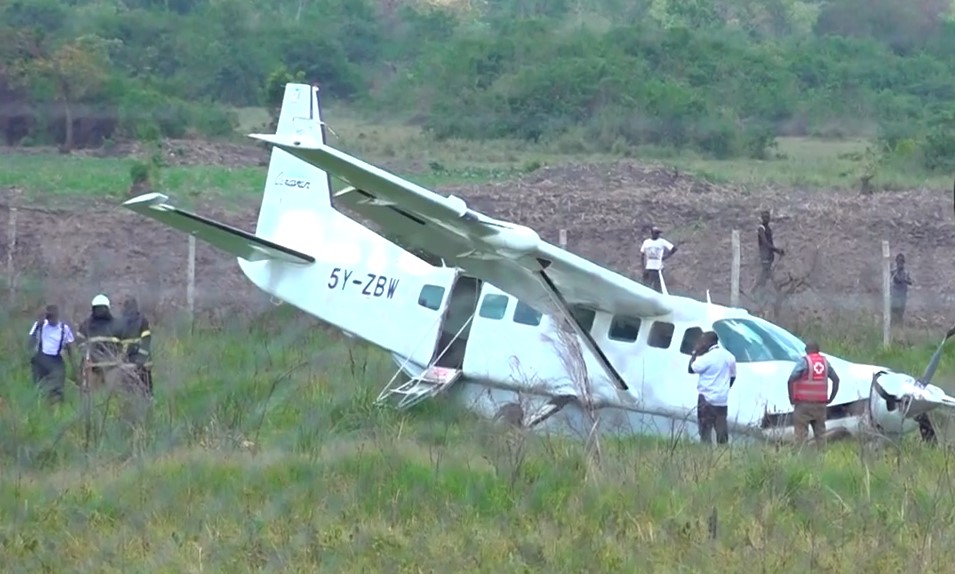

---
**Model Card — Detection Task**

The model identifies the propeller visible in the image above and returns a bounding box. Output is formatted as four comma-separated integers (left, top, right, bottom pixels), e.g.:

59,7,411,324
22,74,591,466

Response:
917,324,955,388
868,323,955,439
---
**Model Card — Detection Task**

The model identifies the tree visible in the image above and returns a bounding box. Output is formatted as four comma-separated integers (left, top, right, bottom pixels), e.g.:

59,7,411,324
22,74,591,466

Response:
10,32,116,152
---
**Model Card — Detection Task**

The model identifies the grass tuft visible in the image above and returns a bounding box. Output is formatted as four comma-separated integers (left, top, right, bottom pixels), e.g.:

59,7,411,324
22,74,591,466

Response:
1,301,955,569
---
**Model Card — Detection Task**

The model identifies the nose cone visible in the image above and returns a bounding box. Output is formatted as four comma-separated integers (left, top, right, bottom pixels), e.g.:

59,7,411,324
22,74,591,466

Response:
868,372,920,437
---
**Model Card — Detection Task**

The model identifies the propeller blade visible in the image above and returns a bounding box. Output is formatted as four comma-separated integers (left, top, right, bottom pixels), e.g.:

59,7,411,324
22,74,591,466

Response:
918,323,955,385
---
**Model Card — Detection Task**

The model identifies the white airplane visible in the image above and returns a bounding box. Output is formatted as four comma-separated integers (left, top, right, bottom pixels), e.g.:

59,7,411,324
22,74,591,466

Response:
122,83,955,444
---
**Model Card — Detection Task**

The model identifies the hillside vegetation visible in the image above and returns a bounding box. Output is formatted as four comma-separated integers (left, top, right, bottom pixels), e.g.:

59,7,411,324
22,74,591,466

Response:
3,0,955,177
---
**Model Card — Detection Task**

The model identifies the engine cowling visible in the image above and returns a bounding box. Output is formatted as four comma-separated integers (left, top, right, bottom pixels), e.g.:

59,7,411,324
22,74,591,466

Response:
867,371,919,438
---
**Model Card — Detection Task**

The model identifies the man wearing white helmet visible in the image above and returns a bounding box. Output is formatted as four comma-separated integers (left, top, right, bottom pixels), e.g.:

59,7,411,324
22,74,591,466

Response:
76,294,125,390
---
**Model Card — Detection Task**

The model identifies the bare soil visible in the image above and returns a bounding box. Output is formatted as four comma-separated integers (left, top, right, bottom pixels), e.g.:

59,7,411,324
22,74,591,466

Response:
2,141,953,331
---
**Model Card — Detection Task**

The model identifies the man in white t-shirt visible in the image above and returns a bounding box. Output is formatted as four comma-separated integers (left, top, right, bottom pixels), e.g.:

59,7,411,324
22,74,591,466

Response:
687,330,737,444
640,226,677,292
27,304,77,404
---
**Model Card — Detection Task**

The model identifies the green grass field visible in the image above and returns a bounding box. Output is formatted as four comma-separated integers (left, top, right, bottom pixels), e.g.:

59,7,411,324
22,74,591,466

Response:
4,115,955,570
3,302,955,571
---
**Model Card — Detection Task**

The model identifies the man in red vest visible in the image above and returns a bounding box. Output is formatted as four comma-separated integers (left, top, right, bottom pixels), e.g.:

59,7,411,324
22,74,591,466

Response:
787,341,840,443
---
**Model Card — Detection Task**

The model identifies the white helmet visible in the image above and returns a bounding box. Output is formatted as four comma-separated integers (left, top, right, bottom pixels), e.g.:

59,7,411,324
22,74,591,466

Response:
91,294,110,308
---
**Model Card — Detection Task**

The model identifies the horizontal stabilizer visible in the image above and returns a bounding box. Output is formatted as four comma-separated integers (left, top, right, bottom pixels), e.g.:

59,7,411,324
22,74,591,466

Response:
122,193,315,265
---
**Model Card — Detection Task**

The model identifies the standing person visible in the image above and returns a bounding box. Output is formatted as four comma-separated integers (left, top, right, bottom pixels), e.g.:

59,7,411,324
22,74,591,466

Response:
76,294,125,390
787,341,840,444
27,304,78,404
755,210,784,291
120,296,154,398
890,253,912,327
640,225,677,292
687,330,737,444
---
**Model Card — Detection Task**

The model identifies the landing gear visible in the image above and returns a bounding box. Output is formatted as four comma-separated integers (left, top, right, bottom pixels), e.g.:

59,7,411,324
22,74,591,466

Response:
916,413,938,444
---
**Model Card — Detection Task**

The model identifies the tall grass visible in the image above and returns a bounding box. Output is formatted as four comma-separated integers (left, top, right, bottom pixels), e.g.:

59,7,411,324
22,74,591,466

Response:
3,301,955,571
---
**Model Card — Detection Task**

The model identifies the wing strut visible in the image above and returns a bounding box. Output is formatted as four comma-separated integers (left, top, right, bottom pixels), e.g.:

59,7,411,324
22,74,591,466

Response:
536,268,629,391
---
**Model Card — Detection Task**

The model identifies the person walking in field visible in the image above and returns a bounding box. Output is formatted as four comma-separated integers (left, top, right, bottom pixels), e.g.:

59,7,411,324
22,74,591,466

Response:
787,341,840,444
890,253,912,327
755,209,784,291
120,296,154,398
640,225,677,292
27,304,78,404
76,294,126,391
687,330,736,445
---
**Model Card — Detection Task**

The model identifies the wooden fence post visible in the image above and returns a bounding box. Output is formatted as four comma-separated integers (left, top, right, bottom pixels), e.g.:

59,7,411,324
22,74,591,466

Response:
6,207,17,300
730,229,740,307
187,234,196,324
882,240,891,348
559,228,567,249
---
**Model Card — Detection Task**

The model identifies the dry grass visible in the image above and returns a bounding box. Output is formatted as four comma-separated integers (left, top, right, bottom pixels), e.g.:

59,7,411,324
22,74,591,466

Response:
236,106,952,191
3,300,955,571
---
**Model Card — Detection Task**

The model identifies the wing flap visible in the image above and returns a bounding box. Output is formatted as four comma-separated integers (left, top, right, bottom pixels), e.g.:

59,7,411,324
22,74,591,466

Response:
123,193,315,265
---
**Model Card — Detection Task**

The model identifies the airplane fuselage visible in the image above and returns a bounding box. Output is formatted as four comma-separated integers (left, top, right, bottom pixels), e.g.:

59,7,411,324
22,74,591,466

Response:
237,254,911,443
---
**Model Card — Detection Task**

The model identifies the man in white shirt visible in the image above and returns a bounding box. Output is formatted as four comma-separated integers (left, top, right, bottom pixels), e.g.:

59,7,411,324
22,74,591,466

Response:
687,330,737,444
28,305,77,404
640,226,677,292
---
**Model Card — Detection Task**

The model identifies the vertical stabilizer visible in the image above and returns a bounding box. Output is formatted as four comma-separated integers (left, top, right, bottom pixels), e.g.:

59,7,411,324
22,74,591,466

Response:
254,83,333,245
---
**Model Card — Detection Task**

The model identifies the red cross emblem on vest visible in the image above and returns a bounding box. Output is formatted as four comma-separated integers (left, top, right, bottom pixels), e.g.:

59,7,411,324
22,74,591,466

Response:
812,361,826,376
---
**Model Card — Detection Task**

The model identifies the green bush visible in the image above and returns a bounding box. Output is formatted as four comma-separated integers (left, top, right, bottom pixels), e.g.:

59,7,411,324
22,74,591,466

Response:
130,161,150,185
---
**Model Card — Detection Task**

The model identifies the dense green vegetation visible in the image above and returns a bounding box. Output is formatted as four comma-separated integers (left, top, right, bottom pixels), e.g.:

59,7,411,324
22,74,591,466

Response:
3,299,955,570
3,0,955,176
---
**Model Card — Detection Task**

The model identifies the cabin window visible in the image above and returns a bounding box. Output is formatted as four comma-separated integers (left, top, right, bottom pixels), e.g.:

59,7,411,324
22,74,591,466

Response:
570,306,596,332
417,284,445,311
513,301,543,326
648,321,674,349
608,315,642,342
478,294,509,320
712,318,805,363
680,327,704,355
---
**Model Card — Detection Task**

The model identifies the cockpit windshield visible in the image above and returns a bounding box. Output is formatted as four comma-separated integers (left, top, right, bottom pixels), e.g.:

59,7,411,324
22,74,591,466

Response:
712,318,805,363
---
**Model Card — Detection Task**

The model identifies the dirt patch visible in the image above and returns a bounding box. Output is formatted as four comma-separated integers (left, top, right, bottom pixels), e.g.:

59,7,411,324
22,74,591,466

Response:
445,161,955,327
2,146,954,330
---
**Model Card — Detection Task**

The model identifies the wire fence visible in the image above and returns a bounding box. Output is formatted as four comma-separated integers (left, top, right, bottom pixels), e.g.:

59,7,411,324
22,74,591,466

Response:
0,199,943,343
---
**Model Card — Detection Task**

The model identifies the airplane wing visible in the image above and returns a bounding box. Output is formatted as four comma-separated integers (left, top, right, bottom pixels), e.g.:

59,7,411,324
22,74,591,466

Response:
123,192,314,265
250,133,673,391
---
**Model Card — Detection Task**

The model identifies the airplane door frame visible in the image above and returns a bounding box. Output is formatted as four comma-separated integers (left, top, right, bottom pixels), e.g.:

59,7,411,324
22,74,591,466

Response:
431,272,483,369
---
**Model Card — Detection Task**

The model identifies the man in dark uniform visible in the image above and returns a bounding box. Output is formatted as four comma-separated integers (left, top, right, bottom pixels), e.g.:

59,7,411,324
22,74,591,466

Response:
120,296,154,398
75,294,125,391
890,253,912,327
755,210,785,291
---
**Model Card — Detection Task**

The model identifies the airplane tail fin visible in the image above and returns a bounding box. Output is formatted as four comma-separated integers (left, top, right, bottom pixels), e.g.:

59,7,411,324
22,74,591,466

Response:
253,83,335,251
122,83,332,266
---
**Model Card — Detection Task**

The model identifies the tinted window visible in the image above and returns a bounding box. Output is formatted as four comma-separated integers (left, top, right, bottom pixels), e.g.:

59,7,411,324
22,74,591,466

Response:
680,327,704,355
418,285,445,311
609,315,642,342
513,301,543,326
571,306,596,332
648,322,674,348
712,318,805,363
478,294,509,320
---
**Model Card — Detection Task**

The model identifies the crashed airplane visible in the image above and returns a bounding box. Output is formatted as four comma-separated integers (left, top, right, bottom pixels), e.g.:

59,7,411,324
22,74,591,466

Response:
123,83,955,443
